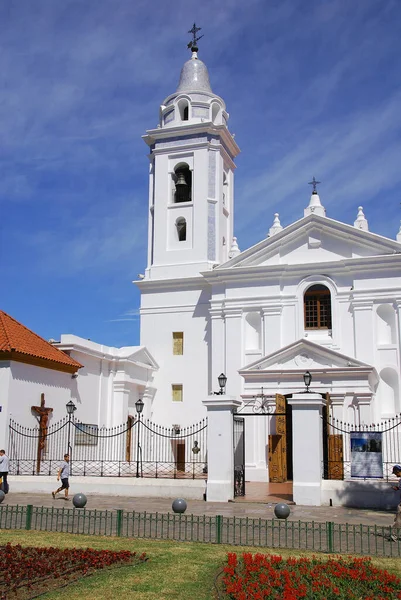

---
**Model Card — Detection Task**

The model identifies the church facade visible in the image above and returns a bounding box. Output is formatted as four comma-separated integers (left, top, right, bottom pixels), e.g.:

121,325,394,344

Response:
138,43,401,483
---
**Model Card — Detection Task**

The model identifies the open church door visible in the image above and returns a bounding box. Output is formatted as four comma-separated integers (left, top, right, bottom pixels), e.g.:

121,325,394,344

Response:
268,394,287,483
323,392,344,480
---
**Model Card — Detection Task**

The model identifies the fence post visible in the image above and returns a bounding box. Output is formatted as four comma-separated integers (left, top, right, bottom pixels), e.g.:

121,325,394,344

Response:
25,505,33,531
116,509,123,537
326,521,334,553
216,515,223,544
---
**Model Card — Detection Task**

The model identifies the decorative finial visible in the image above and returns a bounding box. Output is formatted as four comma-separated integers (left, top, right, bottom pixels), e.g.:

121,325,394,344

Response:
268,213,283,237
354,206,369,231
187,23,204,53
308,176,321,194
228,236,240,259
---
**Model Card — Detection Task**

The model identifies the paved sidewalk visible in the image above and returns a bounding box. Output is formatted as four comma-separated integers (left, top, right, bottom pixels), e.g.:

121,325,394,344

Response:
1,492,396,527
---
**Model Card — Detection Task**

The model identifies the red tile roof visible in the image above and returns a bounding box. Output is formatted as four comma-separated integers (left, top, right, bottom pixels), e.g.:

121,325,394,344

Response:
0,311,81,373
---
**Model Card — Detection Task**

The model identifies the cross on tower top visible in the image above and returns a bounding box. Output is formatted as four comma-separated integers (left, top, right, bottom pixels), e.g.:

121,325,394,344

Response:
187,23,204,52
308,176,321,193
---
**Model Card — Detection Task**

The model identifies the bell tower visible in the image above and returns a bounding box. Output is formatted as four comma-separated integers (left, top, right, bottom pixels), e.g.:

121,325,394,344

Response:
142,26,240,280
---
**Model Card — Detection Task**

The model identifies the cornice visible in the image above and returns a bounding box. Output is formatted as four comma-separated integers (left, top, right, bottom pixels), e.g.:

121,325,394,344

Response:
143,122,240,158
3,352,78,374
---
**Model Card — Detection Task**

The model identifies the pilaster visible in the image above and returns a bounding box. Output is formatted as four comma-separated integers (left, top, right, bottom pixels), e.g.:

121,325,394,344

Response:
262,306,282,355
351,298,374,364
202,395,242,501
288,393,327,506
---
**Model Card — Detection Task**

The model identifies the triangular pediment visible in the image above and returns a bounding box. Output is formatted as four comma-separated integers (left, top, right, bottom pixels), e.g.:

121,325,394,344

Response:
240,339,373,373
219,214,401,270
119,346,159,370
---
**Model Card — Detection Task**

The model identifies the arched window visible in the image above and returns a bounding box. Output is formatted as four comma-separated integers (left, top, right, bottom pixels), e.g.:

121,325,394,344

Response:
304,285,332,329
211,102,220,124
178,99,189,121
176,217,187,241
379,367,399,414
377,304,396,345
245,312,261,350
173,164,192,203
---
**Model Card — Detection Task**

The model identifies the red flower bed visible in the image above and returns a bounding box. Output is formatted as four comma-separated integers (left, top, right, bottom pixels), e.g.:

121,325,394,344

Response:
221,552,401,599
0,543,147,599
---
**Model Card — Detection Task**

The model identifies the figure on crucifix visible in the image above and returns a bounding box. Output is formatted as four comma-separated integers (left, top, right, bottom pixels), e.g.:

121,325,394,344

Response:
31,394,53,472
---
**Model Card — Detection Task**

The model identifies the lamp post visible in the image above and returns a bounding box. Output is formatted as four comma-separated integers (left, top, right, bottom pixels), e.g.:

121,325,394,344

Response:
216,373,227,395
303,371,312,393
135,398,144,478
66,400,76,471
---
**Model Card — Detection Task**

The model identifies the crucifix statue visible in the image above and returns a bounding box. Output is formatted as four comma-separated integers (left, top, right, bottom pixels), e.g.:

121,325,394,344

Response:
31,393,53,474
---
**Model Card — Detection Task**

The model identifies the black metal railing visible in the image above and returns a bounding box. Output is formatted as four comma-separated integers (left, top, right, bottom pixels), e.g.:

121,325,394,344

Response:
325,414,401,481
8,417,207,479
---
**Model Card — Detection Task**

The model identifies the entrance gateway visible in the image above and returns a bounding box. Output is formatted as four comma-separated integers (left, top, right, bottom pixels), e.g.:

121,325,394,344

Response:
233,392,341,498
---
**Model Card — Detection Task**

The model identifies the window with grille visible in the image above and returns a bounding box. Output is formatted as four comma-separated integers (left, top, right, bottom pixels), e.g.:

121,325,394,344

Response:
173,332,184,355
304,285,332,329
172,384,183,402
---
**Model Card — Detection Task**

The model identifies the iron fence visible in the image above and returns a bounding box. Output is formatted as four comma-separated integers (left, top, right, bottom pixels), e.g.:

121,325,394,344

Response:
0,504,400,558
326,414,401,481
8,417,207,479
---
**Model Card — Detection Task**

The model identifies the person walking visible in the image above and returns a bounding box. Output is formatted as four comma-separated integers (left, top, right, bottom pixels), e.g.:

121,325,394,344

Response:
390,465,401,541
52,454,70,500
0,450,9,494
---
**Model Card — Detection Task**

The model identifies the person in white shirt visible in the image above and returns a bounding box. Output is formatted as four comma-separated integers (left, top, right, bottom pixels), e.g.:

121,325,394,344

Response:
52,454,70,500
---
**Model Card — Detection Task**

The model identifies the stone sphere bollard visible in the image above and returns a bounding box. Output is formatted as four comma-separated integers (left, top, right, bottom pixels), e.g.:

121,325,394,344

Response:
72,493,87,509
274,502,290,520
0,490,5,504
172,498,187,514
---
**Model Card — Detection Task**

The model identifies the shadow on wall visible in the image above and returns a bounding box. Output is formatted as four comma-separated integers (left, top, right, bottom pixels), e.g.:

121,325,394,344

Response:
322,479,401,510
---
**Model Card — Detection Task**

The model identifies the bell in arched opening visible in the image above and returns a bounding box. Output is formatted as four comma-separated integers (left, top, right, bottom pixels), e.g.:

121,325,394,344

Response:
174,166,191,203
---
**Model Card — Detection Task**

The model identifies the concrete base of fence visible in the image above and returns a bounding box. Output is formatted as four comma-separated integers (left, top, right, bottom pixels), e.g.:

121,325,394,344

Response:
322,480,400,510
9,476,207,500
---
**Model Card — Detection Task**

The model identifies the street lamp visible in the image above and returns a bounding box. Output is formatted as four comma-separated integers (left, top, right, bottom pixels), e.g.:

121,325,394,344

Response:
66,400,76,470
217,373,227,395
135,398,144,478
303,371,312,393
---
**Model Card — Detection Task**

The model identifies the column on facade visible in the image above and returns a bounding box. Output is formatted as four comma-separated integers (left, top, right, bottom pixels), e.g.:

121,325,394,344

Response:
262,306,282,356
396,299,401,362
224,308,243,395
351,299,374,364
288,392,327,506
353,393,374,424
202,395,242,502
112,379,130,428
209,303,225,393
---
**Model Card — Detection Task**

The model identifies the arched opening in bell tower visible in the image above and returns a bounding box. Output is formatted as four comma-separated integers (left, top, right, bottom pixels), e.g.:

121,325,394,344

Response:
173,164,192,203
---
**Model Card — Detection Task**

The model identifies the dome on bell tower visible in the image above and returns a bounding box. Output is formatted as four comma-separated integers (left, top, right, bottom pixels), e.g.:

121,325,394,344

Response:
176,53,213,94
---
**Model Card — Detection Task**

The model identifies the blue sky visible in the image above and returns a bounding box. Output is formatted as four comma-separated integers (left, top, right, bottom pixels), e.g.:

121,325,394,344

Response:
2,0,401,347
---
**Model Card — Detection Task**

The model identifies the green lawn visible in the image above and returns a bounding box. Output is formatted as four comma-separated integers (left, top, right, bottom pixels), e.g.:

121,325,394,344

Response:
2,530,401,599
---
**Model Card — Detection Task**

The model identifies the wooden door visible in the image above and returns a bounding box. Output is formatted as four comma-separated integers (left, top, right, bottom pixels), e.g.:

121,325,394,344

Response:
176,442,185,472
268,435,285,483
268,394,287,483
328,435,344,480
324,392,344,480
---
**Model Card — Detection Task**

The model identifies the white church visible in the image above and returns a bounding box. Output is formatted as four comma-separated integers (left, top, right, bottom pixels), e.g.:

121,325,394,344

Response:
137,40,401,481
1,35,401,503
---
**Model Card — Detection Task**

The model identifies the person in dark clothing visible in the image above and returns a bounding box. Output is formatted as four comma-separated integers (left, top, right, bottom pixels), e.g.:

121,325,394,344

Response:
0,450,9,493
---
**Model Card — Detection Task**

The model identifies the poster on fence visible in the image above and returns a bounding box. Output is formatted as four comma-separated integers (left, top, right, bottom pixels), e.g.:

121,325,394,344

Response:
350,432,383,478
